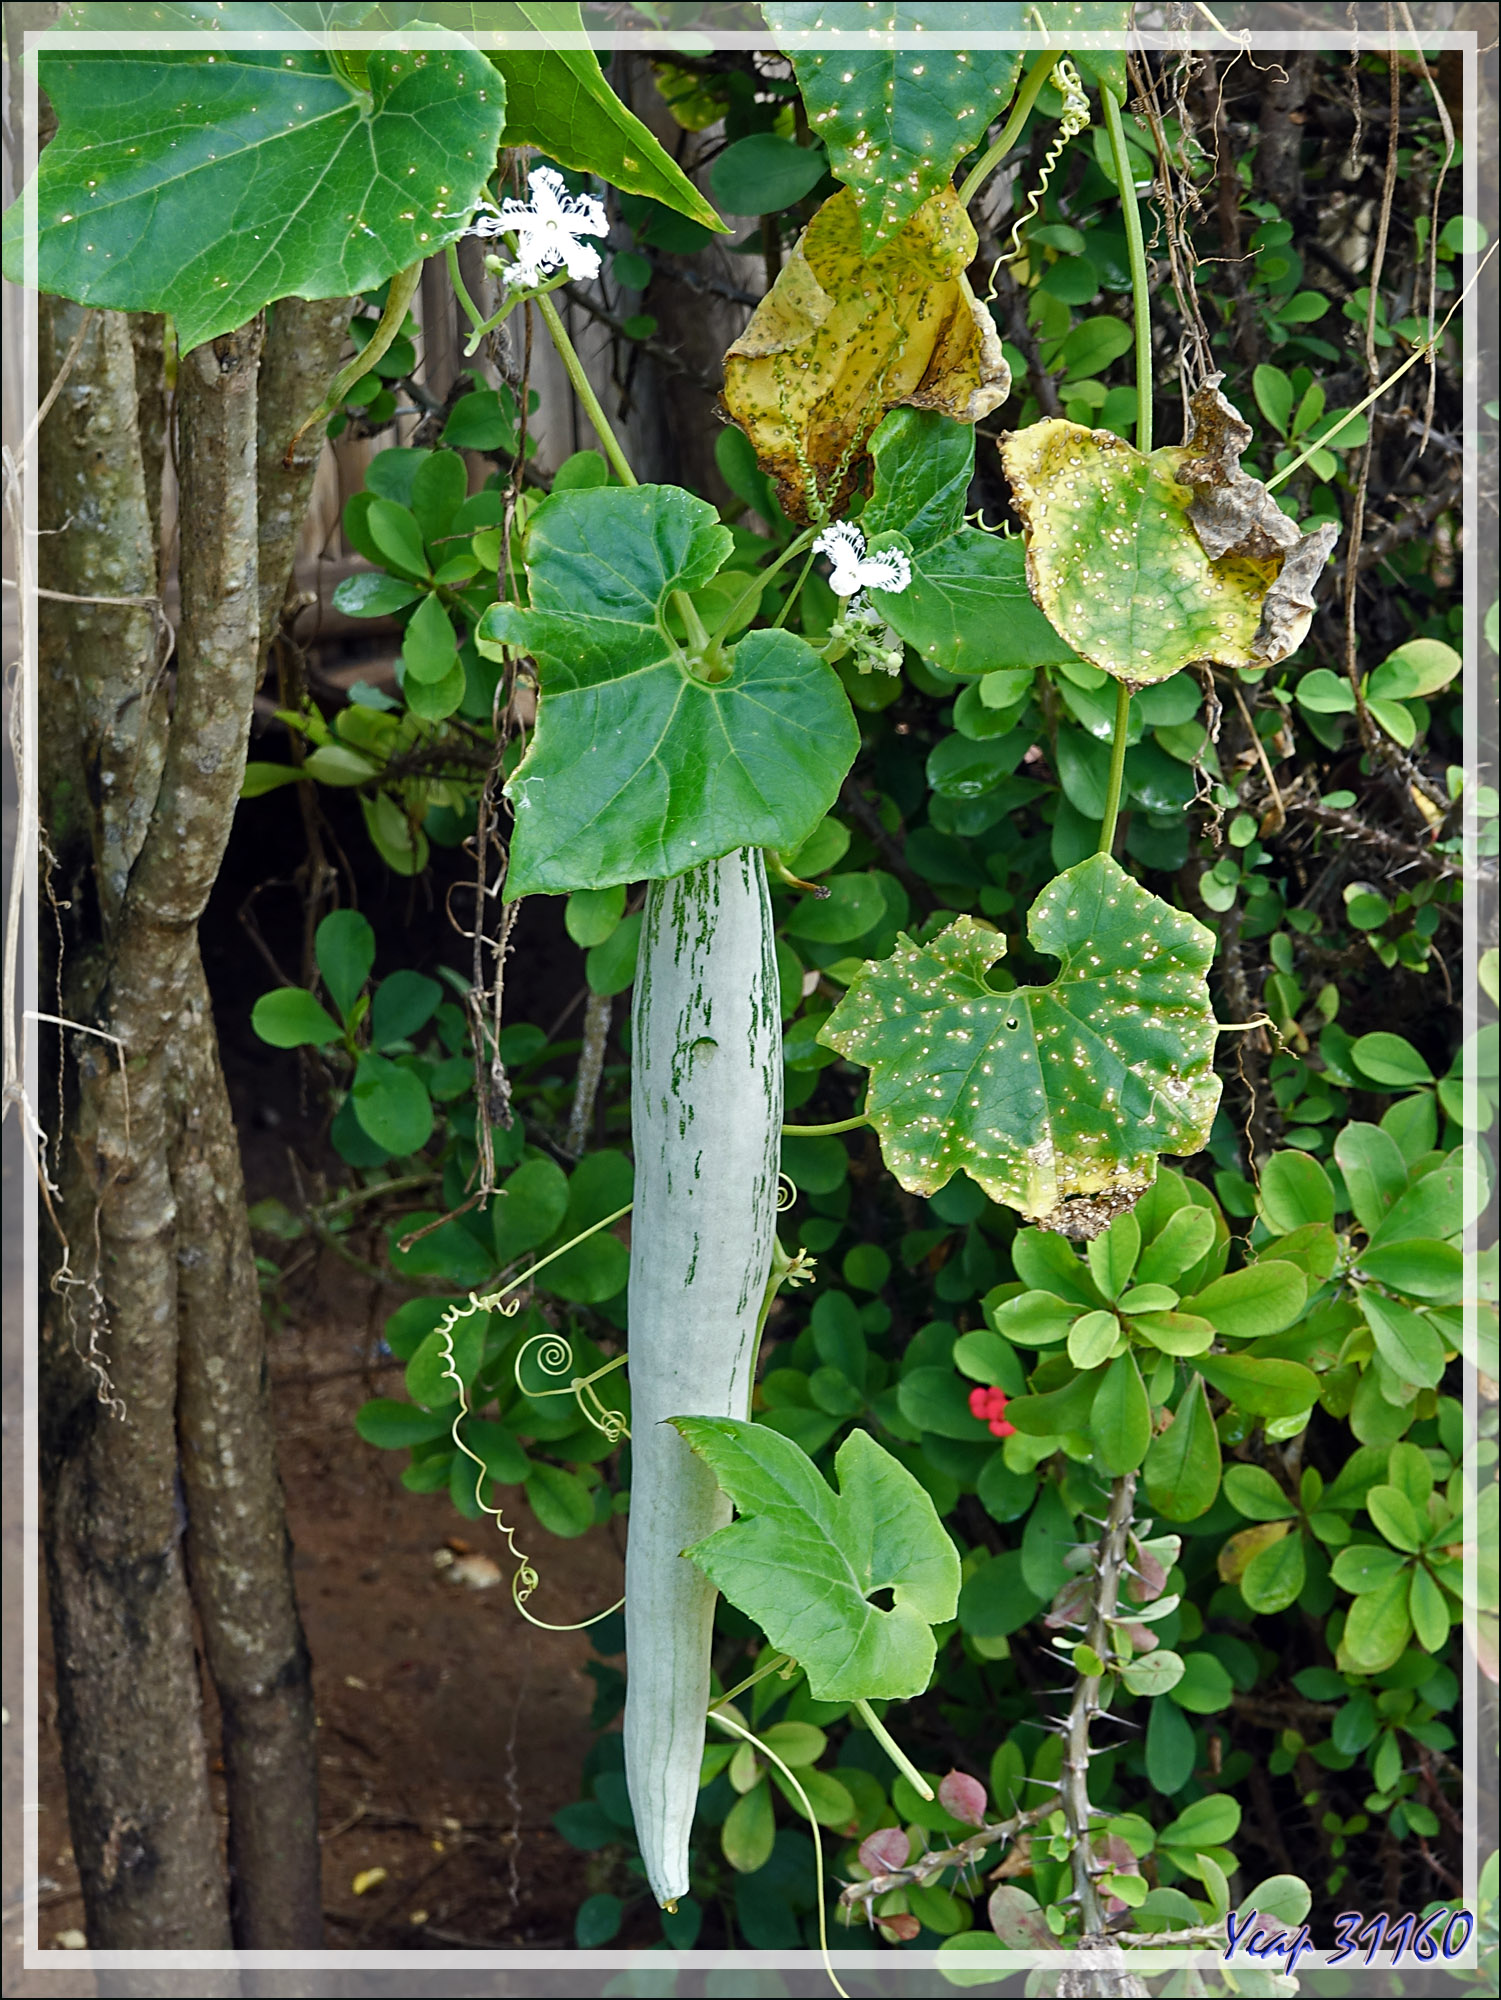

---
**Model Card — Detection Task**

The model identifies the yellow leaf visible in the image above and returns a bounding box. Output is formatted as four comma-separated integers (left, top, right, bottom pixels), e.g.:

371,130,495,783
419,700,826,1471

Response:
723,184,1009,523
351,1867,388,1896
1216,1519,1293,1585
1003,385,1339,687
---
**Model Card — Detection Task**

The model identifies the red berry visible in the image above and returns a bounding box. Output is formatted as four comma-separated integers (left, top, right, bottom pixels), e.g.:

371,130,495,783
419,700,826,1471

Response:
967,1386,990,1420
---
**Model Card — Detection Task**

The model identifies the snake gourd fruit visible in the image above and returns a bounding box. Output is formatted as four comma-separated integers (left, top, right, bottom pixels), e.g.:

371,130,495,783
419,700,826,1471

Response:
622,848,783,1909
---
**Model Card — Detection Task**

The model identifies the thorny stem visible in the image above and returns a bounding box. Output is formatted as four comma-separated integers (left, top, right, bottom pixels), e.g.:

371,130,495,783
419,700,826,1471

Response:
839,1799,1059,1917
956,50,1060,209
1098,679,1131,856
1101,87,1152,457
1063,1472,1138,1937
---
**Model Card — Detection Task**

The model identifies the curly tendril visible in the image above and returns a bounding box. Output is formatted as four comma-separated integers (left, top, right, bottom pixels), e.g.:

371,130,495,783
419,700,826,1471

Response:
775,1172,798,1211
515,1331,631,1445
992,58,1092,292
428,1214,634,1633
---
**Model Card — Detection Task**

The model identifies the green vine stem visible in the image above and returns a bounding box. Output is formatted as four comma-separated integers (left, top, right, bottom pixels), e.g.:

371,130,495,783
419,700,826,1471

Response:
534,289,638,489
1098,679,1131,857
956,49,1060,209
284,260,422,463
1100,86,1152,457
781,1112,869,1139
853,1697,935,1801
708,1707,850,1999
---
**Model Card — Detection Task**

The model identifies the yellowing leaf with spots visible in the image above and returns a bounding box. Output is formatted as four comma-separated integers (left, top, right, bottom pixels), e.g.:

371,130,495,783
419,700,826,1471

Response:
722,183,1009,523
818,855,1221,1238
1002,387,1339,688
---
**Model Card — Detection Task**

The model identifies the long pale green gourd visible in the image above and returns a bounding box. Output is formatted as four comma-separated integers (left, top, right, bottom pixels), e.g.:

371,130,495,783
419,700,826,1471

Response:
623,848,783,1909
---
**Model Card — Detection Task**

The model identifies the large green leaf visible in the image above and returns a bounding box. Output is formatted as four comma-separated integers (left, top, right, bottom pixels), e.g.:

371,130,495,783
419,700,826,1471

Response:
672,1418,960,1702
357,1,725,229
763,4,1127,254
862,410,1081,676
818,853,1221,1234
480,485,858,894
763,4,1025,251
1002,388,1339,686
5,39,504,350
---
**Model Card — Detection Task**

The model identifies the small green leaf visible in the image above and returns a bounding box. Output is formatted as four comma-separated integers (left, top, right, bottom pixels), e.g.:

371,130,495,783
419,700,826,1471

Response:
1145,1692,1197,1794
366,499,430,581
370,970,442,1048
1068,1310,1120,1370
1338,1570,1414,1673
1223,1464,1296,1521
333,572,425,619
711,132,828,214
250,987,342,1050
1359,1291,1448,1390
1091,1352,1152,1475
1258,1151,1336,1233
316,909,376,1019
524,1463,595,1539
1086,1212,1141,1300
1331,1542,1410,1593
1240,1528,1306,1612
1408,1564,1451,1652
351,1052,434,1157
1143,1375,1221,1521
1366,1484,1425,1553
958,1550,1046,1639
565,885,627,950
673,1418,960,1701
1335,1121,1410,1233
1120,1649,1185,1697
1195,1352,1318,1418
1136,1206,1218,1286
401,592,459,686
1352,1033,1435,1088
355,1398,451,1450
1183,1261,1307,1339
1359,1239,1464,1304
1160,1795,1241,1850
1169,1651,1236,1714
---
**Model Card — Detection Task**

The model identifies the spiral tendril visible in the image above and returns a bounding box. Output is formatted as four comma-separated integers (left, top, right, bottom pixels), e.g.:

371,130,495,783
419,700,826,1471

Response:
990,58,1092,297
430,1293,623,1633
776,1172,798,1212
515,1332,631,1444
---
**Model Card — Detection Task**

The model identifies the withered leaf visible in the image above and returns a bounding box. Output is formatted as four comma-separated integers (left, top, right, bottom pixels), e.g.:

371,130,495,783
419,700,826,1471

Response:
722,184,1009,524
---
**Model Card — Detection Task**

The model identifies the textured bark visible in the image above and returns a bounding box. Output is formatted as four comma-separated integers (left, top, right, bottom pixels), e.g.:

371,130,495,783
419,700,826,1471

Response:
167,300,338,1952
38,305,233,1956
254,293,353,660
37,300,167,926
130,315,167,567
171,952,322,1950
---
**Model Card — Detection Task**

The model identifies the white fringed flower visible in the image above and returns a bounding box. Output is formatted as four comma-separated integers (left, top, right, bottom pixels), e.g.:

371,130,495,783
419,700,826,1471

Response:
812,521,912,599
468,165,608,290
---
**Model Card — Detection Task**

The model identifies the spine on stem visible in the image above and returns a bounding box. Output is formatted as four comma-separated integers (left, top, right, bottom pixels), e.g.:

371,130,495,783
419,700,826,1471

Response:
623,848,783,1908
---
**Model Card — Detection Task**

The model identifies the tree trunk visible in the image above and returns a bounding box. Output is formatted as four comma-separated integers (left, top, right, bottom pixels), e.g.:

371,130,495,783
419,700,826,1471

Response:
38,301,233,1957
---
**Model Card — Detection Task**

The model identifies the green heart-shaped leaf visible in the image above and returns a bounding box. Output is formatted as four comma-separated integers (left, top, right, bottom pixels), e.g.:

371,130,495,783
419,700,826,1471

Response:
6,41,504,351
481,485,858,894
672,1417,960,1702
818,853,1221,1233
